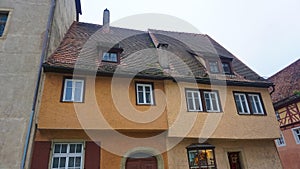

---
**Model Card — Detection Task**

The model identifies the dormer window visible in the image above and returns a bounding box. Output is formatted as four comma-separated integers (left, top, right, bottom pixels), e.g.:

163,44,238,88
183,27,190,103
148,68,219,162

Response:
208,60,220,73
222,61,232,74
207,58,234,75
102,52,118,62
100,46,123,63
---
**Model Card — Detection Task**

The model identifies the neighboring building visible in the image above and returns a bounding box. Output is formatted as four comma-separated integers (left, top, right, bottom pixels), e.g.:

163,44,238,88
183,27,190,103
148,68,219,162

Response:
268,59,300,169
0,0,81,168
30,10,282,169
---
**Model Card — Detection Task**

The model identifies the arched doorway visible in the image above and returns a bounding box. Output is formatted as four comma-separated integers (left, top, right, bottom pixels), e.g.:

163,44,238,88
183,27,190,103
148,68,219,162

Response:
125,152,158,169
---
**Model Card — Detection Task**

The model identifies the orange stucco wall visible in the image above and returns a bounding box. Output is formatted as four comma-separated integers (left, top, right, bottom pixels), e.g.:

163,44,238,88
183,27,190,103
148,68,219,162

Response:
38,73,168,130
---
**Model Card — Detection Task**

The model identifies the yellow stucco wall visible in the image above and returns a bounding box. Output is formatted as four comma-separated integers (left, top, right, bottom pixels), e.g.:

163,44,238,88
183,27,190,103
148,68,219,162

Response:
167,138,282,169
38,73,168,130
38,73,280,139
164,80,280,139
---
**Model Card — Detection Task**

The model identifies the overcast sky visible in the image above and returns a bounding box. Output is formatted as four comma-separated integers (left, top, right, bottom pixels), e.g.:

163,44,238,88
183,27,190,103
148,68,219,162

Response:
79,0,299,78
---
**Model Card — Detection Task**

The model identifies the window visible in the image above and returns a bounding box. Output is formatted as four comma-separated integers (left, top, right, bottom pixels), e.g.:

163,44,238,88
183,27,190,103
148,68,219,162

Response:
234,93,250,114
0,11,9,37
204,91,220,112
102,52,118,62
292,127,300,144
186,143,217,169
248,94,264,114
185,89,221,112
136,83,154,105
275,132,286,147
233,92,265,115
51,143,83,169
186,90,203,111
62,78,84,102
208,61,220,73
222,62,232,74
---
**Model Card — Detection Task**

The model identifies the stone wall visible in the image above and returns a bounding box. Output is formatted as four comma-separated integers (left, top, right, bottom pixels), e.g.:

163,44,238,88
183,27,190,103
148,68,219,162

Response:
0,0,76,168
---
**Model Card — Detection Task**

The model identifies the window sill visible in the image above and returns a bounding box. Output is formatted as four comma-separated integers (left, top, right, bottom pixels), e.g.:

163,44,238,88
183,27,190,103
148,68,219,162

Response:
136,103,155,106
61,101,84,103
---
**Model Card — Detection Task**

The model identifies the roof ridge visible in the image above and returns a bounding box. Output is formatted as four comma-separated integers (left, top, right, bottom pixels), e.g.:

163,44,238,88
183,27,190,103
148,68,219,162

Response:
268,58,300,79
148,28,207,37
77,21,147,33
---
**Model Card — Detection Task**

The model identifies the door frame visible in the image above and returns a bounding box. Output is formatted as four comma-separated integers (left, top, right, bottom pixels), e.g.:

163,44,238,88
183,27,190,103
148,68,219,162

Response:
224,148,248,169
120,147,164,169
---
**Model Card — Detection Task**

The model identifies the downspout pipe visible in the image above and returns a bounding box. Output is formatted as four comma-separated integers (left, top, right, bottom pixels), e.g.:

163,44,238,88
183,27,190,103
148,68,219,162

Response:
20,0,56,168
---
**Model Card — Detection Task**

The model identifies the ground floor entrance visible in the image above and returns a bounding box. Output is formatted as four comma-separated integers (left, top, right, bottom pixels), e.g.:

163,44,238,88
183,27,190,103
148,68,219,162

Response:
126,156,157,169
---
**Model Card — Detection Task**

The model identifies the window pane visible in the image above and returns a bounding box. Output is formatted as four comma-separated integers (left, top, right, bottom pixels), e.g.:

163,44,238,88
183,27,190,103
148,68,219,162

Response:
68,157,75,167
75,81,82,88
54,144,61,153
70,144,76,153
145,92,151,104
209,61,219,73
76,144,82,153
241,95,249,113
60,157,66,167
137,86,143,92
52,157,59,168
204,93,211,110
211,93,218,111
74,87,82,102
75,157,81,167
65,87,72,101
61,144,67,153
222,62,231,74
0,12,8,37
188,98,194,110
234,95,242,112
110,53,117,62
145,86,150,92
66,80,73,87
102,52,109,60
138,92,144,103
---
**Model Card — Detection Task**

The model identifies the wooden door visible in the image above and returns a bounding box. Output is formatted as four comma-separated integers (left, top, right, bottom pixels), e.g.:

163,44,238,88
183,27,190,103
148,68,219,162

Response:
126,156,157,169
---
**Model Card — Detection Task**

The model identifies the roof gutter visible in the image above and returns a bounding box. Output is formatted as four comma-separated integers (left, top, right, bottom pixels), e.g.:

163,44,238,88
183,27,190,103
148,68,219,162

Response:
20,0,56,168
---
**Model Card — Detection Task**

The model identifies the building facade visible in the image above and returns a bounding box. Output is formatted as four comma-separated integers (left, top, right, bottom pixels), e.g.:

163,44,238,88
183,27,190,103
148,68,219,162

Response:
269,59,300,169
30,10,282,169
0,0,81,168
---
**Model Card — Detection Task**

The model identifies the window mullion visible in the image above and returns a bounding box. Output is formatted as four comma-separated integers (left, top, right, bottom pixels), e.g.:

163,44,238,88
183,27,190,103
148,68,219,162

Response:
143,86,146,104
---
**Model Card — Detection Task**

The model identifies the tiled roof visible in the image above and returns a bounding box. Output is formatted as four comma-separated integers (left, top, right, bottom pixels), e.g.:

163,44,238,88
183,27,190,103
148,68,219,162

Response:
45,21,270,86
268,59,300,103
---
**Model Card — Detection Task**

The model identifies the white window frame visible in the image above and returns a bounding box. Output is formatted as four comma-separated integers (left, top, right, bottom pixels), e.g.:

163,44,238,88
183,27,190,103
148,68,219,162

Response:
248,94,264,115
62,79,84,102
51,142,84,169
186,90,203,112
102,52,118,62
292,127,300,144
203,91,220,112
208,60,220,73
234,93,250,114
136,83,154,105
233,92,265,115
275,132,286,147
